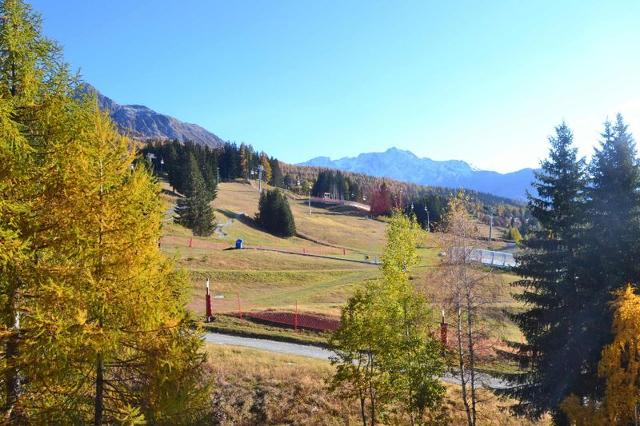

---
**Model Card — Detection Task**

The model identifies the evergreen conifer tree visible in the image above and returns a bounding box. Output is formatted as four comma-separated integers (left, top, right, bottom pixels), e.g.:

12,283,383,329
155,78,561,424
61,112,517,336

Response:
269,156,283,187
586,115,640,287
503,122,588,421
174,154,216,237
255,189,296,237
570,114,640,410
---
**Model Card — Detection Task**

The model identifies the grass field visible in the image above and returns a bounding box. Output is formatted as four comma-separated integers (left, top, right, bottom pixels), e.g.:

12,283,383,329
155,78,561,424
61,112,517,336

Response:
161,178,523,349
160,178,533,418
206,343,548,425
162,180,393,317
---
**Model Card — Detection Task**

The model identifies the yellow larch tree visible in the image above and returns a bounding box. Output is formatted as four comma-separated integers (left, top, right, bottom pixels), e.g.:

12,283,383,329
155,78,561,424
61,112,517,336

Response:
0,0,210,423
260,151,272,184
562,285,640,425
22,103,210,424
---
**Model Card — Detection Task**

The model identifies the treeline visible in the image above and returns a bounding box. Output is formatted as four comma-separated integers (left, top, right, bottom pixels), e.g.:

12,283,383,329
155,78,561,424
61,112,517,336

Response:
503,117,640,424
311,170,363,201
143,139,284,189
0,1,209,423
287,162,527,232
143,140,527,234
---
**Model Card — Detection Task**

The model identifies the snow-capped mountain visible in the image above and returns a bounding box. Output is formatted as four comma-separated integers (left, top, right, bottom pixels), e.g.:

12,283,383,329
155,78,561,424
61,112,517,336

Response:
300,148,534,201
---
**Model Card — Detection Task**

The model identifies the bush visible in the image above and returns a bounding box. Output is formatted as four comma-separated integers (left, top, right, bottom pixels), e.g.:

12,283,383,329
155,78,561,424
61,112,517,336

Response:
255,189,296,237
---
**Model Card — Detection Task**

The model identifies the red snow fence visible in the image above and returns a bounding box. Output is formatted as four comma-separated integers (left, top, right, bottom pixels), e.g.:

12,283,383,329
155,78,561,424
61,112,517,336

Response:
231,310,340,332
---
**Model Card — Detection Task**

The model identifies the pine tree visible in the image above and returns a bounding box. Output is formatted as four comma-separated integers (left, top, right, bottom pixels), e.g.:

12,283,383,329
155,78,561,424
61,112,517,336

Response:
0,0,67,419
164,141,179,189
502,122,588,421
570,114,640,412
198,149,218,195
0,95,32,422
255,189,296,237
269,156,283,187
507,226,522,243
175,154,216,237
586,114,640,288
239,143,250,179
24,108,210,423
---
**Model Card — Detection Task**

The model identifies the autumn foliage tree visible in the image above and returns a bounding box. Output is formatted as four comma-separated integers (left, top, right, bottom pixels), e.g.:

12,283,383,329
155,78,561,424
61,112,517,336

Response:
259,151,272,184
562,286,640,425
330,212,445,425
370,182,393,216
0,1,210,423
437,192,500,426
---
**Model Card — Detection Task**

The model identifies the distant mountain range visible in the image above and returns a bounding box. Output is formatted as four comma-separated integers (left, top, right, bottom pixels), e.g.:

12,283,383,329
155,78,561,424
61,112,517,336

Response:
84,85,533,200
300,148,535,201
85,85,224,147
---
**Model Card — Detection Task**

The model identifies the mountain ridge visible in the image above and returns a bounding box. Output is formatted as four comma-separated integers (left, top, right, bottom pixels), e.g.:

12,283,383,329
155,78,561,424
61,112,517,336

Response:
300,148,534,201
85,84,224,147
85,85,533,200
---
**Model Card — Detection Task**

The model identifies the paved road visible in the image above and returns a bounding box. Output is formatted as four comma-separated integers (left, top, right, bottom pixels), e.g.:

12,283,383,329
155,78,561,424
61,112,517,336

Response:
205,332,334,360
204,332,509,389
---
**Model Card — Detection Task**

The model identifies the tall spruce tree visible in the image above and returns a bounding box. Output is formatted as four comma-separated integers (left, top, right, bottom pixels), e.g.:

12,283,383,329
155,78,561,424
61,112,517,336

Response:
571,114,640,411
586,114,640,287
255,189,296,237
174,154,216,237
269,156,283,188
503,122,588,421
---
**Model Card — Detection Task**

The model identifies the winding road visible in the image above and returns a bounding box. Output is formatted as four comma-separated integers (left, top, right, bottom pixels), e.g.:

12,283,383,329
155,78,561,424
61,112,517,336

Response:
204,332,509,389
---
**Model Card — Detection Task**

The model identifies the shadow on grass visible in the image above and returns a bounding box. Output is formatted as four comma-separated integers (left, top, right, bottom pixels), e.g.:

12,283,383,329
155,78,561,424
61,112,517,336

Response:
215,208,289,239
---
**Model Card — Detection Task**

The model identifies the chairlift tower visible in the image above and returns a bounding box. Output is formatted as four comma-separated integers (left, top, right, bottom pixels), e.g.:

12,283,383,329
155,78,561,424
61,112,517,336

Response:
424,203,430,232
257,164,264,192
489,208,494,242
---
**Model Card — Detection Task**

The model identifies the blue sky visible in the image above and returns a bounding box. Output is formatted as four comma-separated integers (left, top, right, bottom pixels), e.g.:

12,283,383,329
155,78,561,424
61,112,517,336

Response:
32,0,640,172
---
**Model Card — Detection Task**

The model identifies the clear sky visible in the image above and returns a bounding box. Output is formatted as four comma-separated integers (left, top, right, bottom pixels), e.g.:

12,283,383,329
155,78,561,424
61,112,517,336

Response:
31,0,640,172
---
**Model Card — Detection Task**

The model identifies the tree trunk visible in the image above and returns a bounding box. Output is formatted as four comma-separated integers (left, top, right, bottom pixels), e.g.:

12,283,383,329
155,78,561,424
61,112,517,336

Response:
94,161,106,426
466,297,477,426
94,353,104,425
456,306,473,426
355,357,368,426
4,306,20,420
359,394,367,426
368,353,376,426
